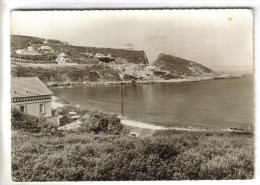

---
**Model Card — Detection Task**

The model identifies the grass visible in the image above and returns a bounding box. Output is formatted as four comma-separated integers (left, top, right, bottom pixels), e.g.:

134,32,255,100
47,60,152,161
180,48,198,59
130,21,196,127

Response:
154,53,213,76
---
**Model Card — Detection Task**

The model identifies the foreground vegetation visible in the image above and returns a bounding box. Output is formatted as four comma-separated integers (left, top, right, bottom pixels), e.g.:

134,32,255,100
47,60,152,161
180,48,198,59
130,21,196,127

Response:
11,108,254,181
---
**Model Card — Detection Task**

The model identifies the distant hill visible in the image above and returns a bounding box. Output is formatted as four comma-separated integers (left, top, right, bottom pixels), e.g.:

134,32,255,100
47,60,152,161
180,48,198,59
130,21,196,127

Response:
11,35,148,65
11,35,68,48
153,53,213,77
11,36,219,84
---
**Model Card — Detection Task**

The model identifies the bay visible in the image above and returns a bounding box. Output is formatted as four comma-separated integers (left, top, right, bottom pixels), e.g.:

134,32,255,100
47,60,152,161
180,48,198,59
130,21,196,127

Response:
52,76,254,130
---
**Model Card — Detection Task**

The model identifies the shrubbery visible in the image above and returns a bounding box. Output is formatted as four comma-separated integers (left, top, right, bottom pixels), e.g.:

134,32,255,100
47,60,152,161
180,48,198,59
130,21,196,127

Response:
11,107,61,136
11,107,41,133
12,124,254,181
81,111,123,134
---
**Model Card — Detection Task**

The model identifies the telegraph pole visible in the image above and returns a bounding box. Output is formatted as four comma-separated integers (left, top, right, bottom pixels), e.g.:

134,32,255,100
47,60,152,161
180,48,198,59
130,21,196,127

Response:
18,42,21,64
121,82,124,116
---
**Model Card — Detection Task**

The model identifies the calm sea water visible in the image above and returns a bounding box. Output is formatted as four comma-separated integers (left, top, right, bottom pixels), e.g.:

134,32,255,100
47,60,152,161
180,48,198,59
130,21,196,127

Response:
52,76,254,130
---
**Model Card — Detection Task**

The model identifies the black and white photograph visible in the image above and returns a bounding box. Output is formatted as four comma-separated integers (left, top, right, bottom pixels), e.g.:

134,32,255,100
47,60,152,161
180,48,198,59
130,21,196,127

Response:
6,8,256,181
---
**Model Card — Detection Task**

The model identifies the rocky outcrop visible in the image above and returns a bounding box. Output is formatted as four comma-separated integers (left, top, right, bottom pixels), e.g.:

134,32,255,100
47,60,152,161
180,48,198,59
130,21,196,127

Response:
153,53,213,79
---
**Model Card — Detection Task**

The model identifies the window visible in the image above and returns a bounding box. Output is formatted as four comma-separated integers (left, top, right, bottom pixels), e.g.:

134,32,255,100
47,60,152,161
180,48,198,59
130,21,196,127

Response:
39,103,45,114
20,105,27,113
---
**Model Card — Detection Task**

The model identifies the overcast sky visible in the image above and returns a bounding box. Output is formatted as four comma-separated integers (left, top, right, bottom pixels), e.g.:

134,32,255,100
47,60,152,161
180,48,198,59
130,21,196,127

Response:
11,10,253,67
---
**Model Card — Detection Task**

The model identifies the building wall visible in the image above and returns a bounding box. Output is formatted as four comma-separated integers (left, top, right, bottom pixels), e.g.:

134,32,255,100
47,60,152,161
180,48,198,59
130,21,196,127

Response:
13,99,52,117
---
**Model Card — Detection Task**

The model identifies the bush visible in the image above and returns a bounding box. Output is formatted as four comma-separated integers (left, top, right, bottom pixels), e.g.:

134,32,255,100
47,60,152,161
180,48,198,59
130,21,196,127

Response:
11,107,41,133
11,126,254,181
11,107,62,136
82,111,123,134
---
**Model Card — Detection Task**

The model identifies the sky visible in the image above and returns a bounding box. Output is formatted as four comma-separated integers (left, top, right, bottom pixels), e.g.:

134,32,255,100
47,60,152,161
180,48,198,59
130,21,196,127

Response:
11,10,253,67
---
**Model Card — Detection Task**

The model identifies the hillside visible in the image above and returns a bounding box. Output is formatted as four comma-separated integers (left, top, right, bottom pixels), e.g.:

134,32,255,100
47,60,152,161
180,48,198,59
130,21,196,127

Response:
10,35,226,85
11,35,68,48
11,35,148,65
12,65,122,85
154,53,213,78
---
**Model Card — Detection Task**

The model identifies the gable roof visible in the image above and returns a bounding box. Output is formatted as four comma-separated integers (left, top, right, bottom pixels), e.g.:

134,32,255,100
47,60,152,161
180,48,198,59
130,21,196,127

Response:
11,77,53,98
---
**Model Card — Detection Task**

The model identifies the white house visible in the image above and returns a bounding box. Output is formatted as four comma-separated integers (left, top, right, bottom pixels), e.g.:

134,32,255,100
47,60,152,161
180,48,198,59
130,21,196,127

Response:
27,46,35,51
56,53,71,64
95,53,105,59
15,49,23,55
15,48,39,55
40,46,52,50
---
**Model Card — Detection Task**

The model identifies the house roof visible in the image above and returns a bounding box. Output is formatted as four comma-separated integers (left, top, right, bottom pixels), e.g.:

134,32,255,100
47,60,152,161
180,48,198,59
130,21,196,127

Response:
58,53,67,57
11,77,53,98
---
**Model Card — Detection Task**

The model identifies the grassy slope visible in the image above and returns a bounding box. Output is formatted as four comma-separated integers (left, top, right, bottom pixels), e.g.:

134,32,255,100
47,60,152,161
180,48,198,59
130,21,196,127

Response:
12,65,122,83
11,35,148,64
12,129,254,181
154,53,213,76
11,35,67,49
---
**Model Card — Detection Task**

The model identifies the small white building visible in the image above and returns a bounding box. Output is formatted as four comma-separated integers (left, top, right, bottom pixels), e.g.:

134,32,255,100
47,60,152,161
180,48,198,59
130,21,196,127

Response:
56,53,71,64
40,46,52,50
15,49,23,55
15,48,39,55
27,46,35,51
85,52,94,57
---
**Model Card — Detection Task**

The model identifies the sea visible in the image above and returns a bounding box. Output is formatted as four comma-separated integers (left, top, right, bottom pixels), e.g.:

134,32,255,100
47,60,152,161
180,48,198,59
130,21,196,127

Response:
52,68,254,131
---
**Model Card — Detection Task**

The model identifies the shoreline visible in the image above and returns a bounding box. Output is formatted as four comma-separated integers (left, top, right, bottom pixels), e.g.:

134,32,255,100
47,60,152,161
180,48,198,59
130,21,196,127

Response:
52,97,251,133
120,119,207,132
47,73,246,89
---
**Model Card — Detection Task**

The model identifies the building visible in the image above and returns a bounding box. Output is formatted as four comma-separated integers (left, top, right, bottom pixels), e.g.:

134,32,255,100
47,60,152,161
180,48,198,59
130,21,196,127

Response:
56,53,71,64
95,53,105,59
11,77,53,117
15,48,39,55
27,46,35,51
40,45,52,50
15,49,23,55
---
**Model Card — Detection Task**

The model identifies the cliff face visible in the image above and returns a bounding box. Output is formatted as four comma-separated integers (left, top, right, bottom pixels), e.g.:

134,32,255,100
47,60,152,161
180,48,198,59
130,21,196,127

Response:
153,54,213,78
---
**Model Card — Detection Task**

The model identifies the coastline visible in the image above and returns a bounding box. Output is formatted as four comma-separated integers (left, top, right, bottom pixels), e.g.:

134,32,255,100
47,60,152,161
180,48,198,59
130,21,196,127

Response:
50,73,250,132
51,96,209,132
47,73,246,89
120,119,207,132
